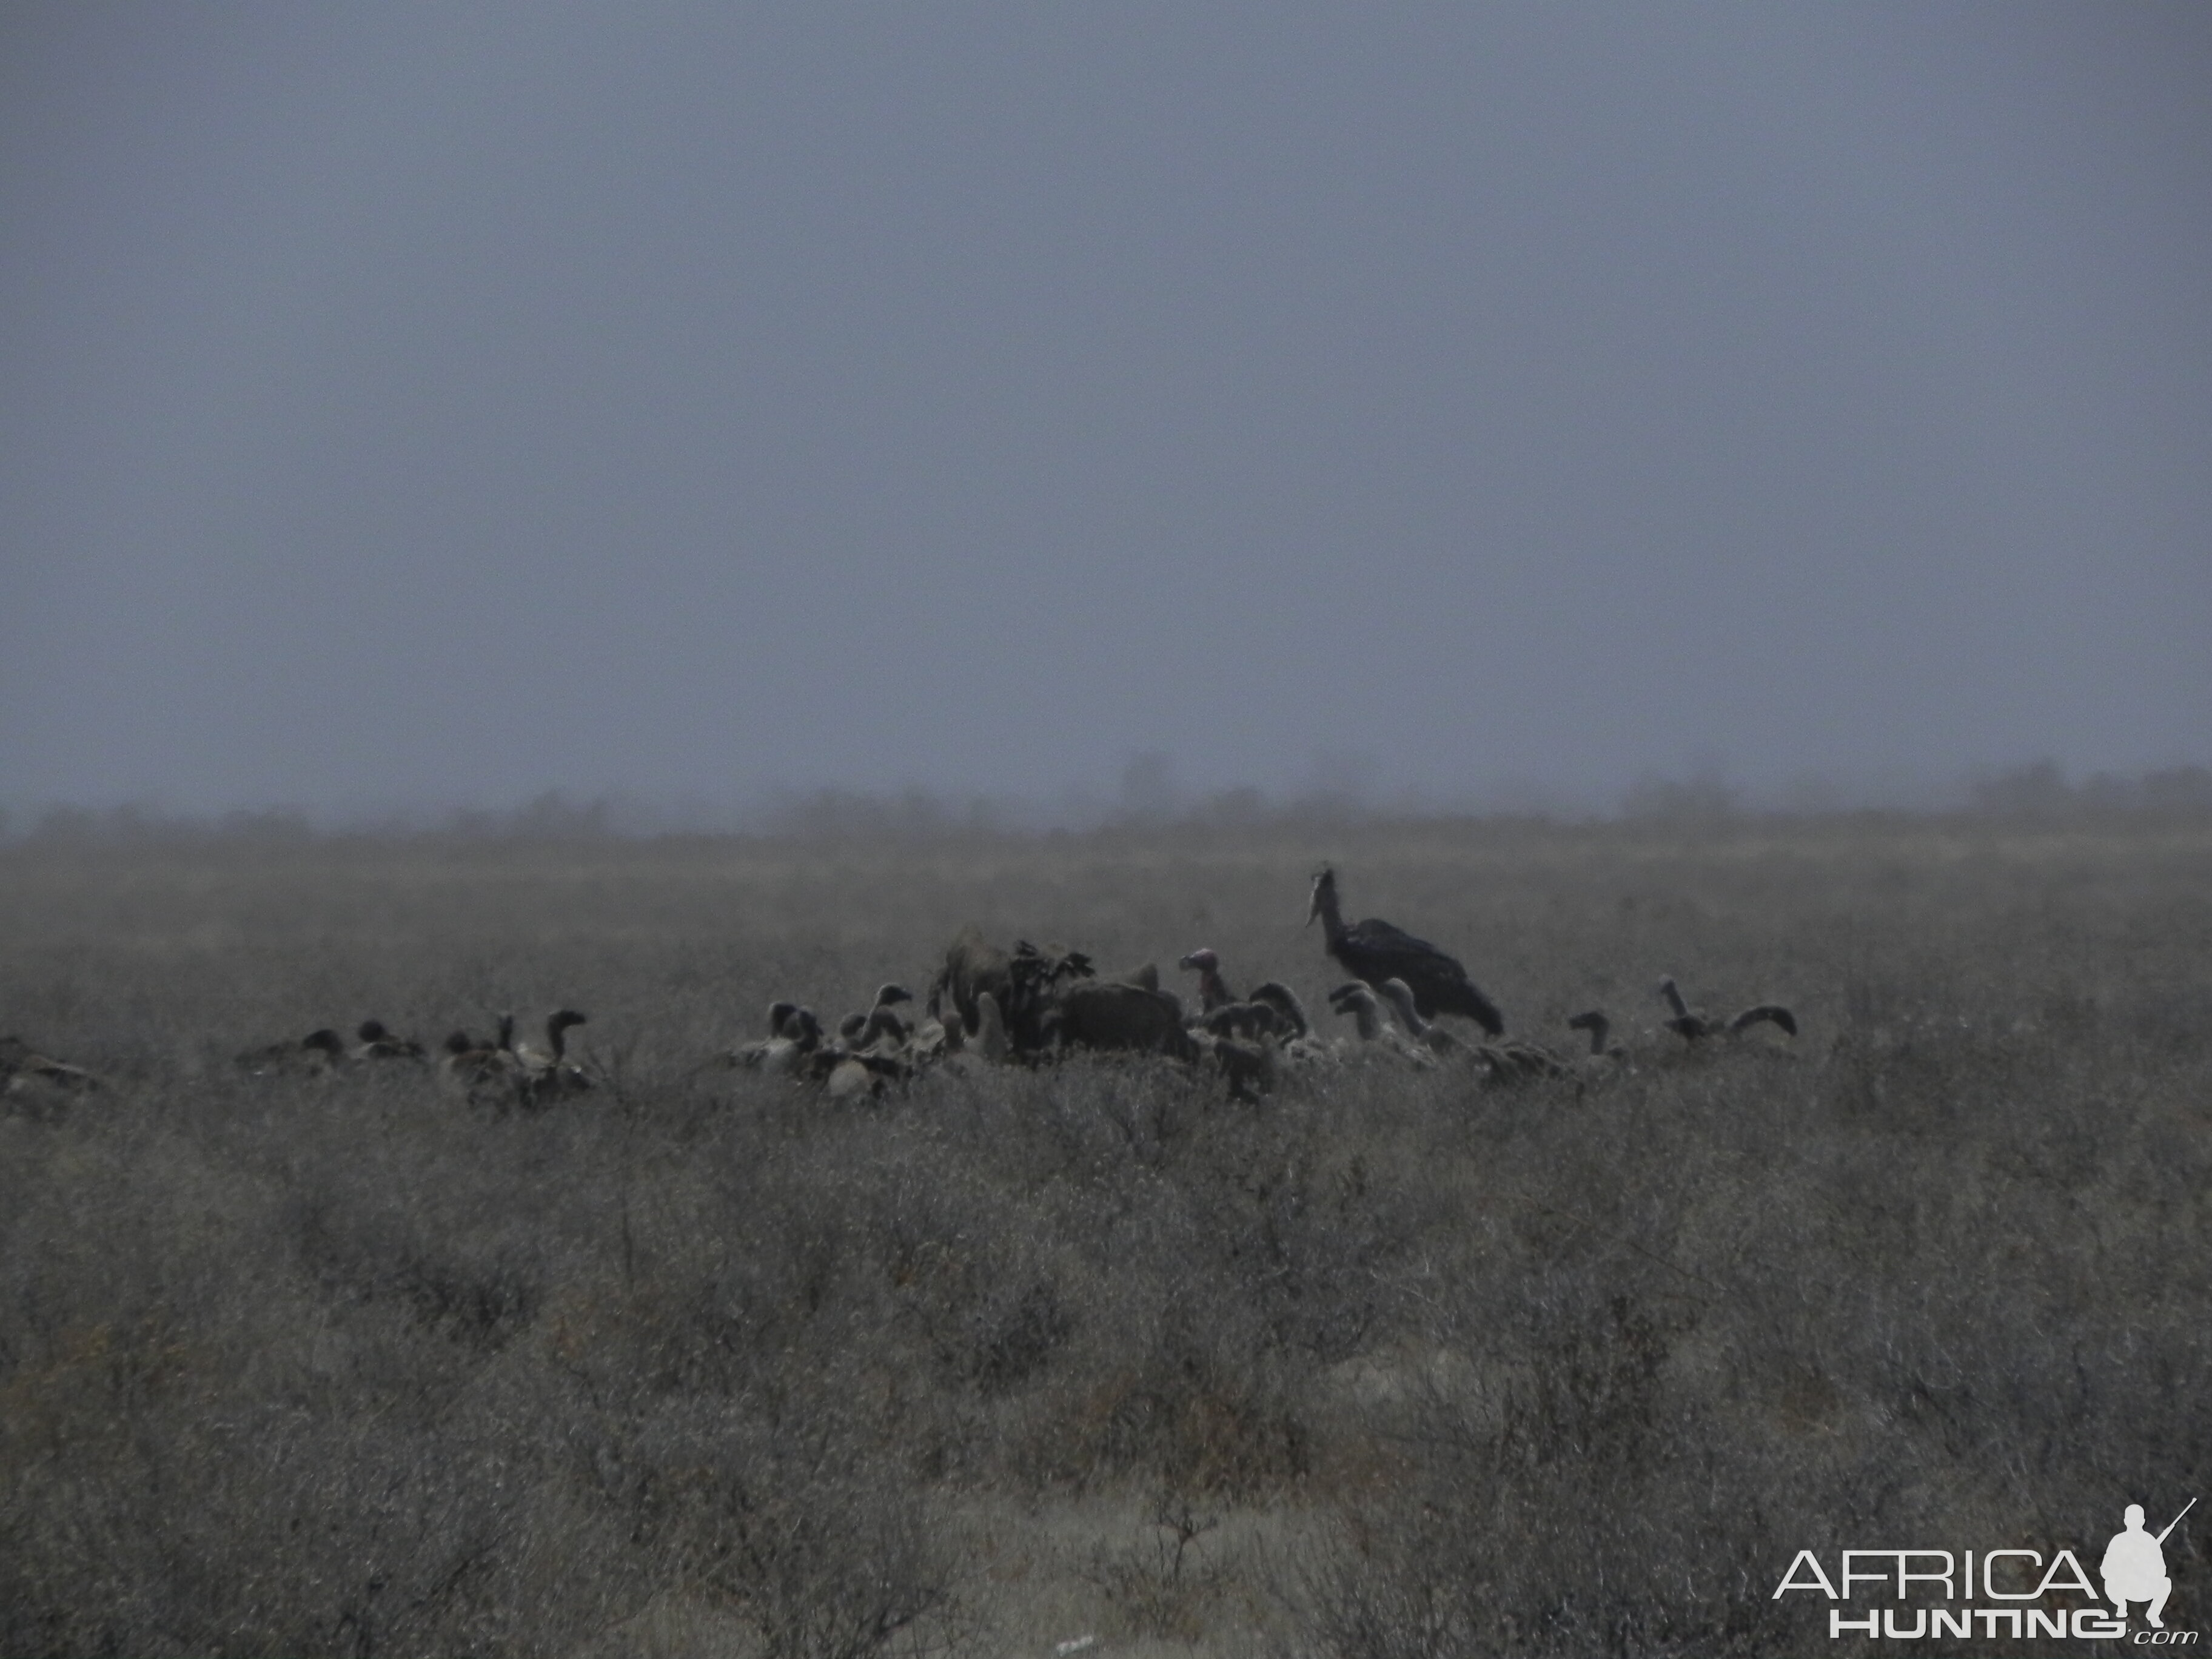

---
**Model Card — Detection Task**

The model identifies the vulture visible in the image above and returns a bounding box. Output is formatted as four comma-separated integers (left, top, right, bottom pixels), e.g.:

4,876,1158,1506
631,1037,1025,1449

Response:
1326,982,1433,1066
236,1028,349,1078
825,1057,884,1101
929,927,1014,1037
351,1020,426,1063
439,1030,526,1107
0,1035,105,1107
1307,866,1504,1035
515,1009,591,1102
1657,978,1798,1044
1327,981,1388,1043
972,991,1011,1063
1246,981,1312,1040
725,1001,803,1068
930,928,1090,1054
907,1014,950,1063
729,1003,822,1077
1567,1010,1629,1065
1207,1031,1280,1103
1378,978,1569,1082
855,984,916,1044
1202,999,1287,1042
1046,979,1201,1062
1004,940,1095,1053
1373,979,1469,1059
1178,948,1238,1013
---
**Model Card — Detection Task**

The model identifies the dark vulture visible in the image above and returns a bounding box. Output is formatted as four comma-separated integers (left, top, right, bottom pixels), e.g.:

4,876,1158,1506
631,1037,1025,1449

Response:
1046,980,1201,1062
1307,866,1504,1035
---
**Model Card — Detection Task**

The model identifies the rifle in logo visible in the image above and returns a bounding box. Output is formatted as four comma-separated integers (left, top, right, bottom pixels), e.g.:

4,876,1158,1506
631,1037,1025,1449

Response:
2159,1499,2199,1546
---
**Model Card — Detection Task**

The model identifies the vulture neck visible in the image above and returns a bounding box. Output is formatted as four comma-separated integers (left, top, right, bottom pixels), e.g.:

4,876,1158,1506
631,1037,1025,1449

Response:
1313,881,1349,951
1379,982,1431,1038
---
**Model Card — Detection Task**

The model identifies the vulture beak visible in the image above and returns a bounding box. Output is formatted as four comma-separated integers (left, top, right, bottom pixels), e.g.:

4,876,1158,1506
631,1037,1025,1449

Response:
1305,867,1332,927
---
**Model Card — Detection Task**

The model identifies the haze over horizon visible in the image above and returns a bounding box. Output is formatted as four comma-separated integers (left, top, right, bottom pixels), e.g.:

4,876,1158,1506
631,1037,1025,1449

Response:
4,5,2207,820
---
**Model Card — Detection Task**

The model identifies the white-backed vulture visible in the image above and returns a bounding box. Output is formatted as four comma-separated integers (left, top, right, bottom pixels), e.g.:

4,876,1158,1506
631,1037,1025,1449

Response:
973,991,1011,1062
1568,1010,1630,1065
1376,980,1569,1084
439,1029,526,1107
724,1002,802,1069
516,1009,591,1103
1657,978,1798,1044
826,1056,894,1101
852,984,915,1046
1327,982,1389,1043
236,1028,348,1079
352,1020,426,1063
1326,982,1433,1067
731,1002,823,1078
1,1035,106,1110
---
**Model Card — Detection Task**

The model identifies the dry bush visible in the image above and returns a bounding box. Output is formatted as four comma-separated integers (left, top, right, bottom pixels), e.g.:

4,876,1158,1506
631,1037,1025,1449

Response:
1,815,2208,1655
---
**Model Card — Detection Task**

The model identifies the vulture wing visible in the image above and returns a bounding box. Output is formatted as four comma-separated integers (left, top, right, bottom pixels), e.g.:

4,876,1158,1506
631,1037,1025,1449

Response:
1337,920,1504,1035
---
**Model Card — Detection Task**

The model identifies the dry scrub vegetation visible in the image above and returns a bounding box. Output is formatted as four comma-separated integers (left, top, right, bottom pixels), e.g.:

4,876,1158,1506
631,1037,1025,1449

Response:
1,814,2208,1657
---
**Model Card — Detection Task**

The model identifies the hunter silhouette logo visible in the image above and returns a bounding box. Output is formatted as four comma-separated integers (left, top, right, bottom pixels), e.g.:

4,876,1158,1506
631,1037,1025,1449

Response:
2106,1500,2194,1630
1775,1498,2197,1641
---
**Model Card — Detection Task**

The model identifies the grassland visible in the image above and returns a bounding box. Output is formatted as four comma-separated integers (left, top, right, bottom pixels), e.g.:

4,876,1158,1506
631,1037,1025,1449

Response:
1,812,2208,1657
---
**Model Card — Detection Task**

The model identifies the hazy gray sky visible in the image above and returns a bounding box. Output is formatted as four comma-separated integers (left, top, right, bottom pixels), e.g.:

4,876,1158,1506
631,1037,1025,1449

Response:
3,4,2207,815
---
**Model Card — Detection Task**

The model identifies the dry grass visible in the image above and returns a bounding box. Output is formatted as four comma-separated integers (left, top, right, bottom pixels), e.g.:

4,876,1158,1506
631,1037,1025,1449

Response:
1,813,2208,1656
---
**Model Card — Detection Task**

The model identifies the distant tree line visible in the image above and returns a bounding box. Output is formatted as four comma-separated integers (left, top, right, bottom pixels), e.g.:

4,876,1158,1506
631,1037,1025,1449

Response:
4,762,2209,846
1963,760,2212,819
